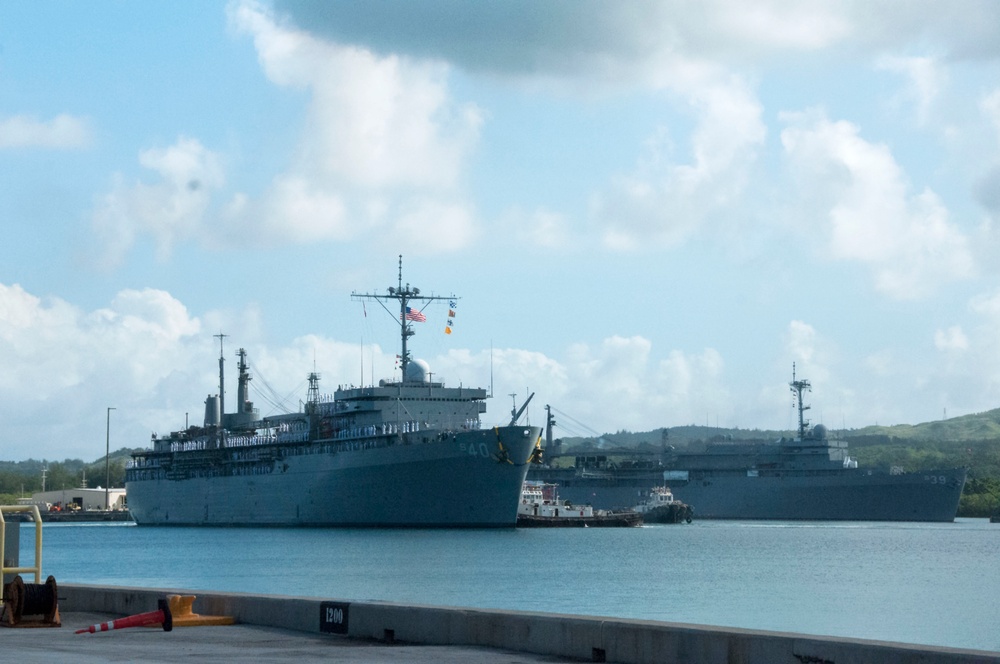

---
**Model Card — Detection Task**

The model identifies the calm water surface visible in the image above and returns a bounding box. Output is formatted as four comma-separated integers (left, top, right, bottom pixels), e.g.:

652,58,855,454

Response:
19,518,999,652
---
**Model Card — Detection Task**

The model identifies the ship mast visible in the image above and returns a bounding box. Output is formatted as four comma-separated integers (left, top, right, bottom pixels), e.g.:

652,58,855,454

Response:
305,371,321,414
352,255,455,384
215,332,228,416
790,362,811,439
236,348,252,414
545,404,556,450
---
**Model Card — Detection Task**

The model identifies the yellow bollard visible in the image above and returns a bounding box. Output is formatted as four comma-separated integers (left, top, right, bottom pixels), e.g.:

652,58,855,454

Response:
156,595,234,627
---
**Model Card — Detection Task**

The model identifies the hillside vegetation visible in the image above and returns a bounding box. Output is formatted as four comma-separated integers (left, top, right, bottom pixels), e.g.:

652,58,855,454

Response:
0,449,137,506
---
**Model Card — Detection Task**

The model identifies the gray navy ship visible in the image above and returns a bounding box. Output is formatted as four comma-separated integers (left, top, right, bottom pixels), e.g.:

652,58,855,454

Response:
126,258,542,527
529,368,967,522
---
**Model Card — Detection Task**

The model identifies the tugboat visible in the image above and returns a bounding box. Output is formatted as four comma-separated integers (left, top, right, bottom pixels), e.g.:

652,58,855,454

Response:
634,486,693,524
516,482,642,527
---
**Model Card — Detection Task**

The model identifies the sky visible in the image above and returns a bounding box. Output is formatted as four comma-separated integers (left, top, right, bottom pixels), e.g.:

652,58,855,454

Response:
3,1,1000,463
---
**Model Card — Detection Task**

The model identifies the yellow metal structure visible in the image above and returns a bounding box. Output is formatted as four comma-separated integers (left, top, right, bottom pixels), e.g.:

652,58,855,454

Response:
166,594,235,626
0,505,44,596
147,595,235,628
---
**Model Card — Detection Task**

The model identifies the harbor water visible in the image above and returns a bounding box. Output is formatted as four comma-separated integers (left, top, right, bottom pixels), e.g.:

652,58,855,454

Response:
19,518,1000,653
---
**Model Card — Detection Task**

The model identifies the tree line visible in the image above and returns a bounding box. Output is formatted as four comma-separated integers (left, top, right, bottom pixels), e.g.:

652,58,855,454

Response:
0,451,133,506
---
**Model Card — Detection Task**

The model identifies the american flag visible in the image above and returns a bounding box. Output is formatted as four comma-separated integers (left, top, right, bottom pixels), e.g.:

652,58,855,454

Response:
402,306,427,322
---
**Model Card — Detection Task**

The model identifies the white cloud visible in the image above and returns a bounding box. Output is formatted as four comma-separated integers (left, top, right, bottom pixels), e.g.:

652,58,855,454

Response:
970,288,1000,318
921,291,1000,411
783,320,835,385
0,284,211,458
785,320,819,365
863,349,895,377
91,137,224,268
876,55,947,125
0,113,92,149
273,2,1000,83
983,89,1000,141
934,325,968,352
713,2,850,51
971,90,1000,226
536,336,730,432
221,176,350,245
389,198,477,254
594,70,766,250
781,110,975,298
8,276,1000,461
501,207,572,250
271,2,852,81
0,284,82,392
406,334,732,432
223,0,482,252
0,279,791,458
0,285,202,395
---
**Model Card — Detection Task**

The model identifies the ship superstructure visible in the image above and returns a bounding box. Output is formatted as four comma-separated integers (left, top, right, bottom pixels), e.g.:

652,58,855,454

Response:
126,257,541,527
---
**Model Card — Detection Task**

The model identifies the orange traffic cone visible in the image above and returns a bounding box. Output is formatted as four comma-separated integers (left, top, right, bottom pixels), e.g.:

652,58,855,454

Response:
75,599,173,634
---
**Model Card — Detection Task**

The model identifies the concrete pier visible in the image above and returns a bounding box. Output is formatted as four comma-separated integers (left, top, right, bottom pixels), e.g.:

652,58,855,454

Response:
29,584,995,664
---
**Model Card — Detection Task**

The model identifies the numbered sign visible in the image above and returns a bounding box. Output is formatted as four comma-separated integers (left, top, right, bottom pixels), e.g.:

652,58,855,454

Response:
319,601,350,634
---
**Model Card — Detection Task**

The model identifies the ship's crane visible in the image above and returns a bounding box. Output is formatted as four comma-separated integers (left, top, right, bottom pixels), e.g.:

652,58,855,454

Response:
509,392,535,426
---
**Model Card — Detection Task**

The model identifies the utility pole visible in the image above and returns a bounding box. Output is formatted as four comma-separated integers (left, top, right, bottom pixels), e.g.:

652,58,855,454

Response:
106,406,116,510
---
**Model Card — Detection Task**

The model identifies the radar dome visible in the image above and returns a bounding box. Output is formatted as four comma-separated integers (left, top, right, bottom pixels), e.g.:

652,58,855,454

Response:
812,423,828,440
405,359,431,383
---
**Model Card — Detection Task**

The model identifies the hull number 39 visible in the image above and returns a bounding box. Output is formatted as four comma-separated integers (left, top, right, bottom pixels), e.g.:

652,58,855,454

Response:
320,601,349,634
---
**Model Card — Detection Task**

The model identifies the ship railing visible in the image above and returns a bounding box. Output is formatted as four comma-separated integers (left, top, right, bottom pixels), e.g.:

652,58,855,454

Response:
433,418,482,434
170,438,209,453
275,431,310,444
227,433,280,447
229,450,263,461
313,400,345,416
334,422,417,440
125,458,161,469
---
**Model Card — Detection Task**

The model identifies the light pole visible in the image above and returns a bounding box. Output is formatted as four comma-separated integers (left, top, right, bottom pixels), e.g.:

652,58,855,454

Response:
106,407,116,510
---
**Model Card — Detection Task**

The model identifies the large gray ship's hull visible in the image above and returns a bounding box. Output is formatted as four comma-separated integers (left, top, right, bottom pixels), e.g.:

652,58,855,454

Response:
528,467,967,522
127,426,540,527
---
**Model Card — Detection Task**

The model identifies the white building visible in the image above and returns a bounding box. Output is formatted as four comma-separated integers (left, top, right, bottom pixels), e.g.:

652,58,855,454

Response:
26,487,127,511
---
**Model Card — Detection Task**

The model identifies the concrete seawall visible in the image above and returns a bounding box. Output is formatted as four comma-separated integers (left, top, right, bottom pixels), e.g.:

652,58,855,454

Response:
61,584,999,664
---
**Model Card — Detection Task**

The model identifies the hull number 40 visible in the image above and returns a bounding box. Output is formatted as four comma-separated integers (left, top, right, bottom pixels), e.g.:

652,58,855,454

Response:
460,442,491,458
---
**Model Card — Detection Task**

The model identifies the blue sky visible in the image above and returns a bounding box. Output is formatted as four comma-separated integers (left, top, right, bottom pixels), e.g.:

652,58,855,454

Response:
3,1,1000,462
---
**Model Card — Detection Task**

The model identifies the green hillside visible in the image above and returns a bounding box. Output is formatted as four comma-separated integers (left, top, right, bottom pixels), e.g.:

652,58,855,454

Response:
849,408,1000,442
